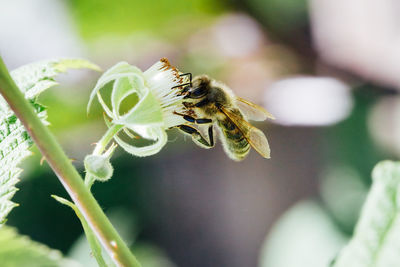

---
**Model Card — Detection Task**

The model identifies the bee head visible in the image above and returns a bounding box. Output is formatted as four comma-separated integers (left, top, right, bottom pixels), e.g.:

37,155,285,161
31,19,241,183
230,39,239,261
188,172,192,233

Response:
192,75,211,87
184,75,211,99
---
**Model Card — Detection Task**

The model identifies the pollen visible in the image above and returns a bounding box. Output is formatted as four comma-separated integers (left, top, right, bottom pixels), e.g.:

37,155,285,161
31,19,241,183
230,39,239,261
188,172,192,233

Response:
159,57,182,84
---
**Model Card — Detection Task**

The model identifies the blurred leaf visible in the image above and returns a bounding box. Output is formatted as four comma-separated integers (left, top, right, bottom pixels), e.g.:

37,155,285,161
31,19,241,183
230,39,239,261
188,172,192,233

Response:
133,243,175,267
68,208,137,267
247,0,308,33
68,208,175,267
259,201,347,267
11,58,100,101
52,195,108,267
333,161,400,267
0,225,79,267
0,58,99,226
320,165,367,233
67,0,225,41
322,87,383,184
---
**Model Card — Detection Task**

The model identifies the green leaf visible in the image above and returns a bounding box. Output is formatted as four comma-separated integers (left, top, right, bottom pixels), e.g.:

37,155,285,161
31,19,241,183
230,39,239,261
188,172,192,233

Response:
11,58,100,101
259,201,347,267
0,58,100,226
333,160,400,267
52,195,108,267
0,105,46,225
0,225,78,267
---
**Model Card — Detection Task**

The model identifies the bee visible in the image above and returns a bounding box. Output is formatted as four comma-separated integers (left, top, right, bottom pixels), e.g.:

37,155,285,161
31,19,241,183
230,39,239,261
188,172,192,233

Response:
174,74,274,161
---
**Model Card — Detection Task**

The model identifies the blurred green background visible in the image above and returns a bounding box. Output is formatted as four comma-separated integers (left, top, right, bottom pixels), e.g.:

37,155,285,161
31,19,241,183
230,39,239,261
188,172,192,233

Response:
1,0,399,266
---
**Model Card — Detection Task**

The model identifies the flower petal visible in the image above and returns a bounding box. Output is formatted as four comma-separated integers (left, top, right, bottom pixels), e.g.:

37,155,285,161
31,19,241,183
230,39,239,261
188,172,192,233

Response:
114,86,164,127
111,75,146,118
143,59,187,128
87,62,143,114
113,127,167,157
143,59,182,102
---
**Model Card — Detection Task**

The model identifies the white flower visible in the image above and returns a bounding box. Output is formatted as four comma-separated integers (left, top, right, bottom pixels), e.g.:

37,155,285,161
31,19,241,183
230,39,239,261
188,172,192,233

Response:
88,58,189,157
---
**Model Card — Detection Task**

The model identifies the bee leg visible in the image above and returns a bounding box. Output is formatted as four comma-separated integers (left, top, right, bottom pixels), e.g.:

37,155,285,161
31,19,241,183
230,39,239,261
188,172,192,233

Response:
179,86,190,95
174,112,212,124
207,125,214,147
171,82,192,90
171,73,193,91
177,125,214,148
196,118,213,124
179,72,192,83
182,101,195,108
178,98,209,108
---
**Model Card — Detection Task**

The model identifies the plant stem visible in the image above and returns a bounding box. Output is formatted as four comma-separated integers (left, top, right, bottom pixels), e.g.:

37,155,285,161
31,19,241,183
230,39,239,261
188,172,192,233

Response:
0,57,141,267
93,124,123,155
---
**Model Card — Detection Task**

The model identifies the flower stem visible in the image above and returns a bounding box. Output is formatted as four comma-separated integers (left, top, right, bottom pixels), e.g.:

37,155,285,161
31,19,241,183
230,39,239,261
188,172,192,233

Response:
93,124,123,155
85,124,123,188
0,57,141,267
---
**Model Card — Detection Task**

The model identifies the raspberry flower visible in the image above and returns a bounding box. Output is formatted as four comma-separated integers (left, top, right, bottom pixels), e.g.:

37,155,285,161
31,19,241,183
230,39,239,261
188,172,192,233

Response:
87,58,189,157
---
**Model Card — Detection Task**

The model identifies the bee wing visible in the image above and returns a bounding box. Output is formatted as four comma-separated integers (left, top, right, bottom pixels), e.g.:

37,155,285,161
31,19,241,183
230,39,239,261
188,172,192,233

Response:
235,97,275,121
220,107,271,158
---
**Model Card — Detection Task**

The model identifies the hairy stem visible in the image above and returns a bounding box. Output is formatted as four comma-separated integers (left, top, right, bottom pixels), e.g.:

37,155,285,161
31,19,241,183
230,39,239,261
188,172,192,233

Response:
0,57,141,267
85,124,123,188
93,124,123,155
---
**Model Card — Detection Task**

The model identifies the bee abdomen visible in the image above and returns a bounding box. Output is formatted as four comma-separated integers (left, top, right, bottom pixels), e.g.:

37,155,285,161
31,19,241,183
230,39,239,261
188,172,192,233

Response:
218,120,250,161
